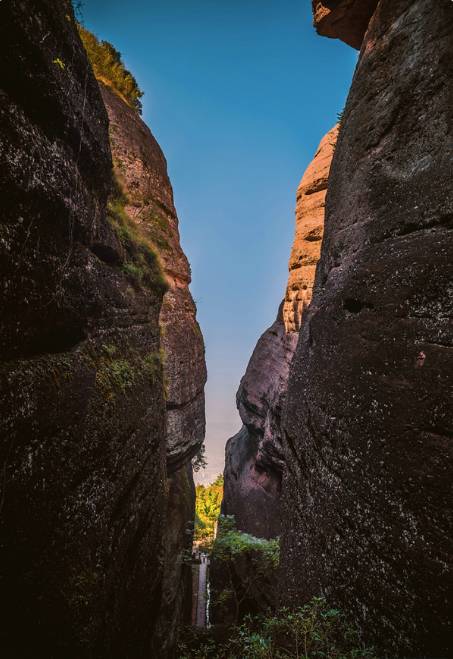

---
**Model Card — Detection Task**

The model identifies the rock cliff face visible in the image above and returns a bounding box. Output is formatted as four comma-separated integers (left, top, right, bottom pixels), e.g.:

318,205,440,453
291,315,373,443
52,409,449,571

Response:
99,80,206,652
98,84,206,473
312,0,379,49
0,2,205,657
222,127,337,539
283,125,338,333
281,1,453,656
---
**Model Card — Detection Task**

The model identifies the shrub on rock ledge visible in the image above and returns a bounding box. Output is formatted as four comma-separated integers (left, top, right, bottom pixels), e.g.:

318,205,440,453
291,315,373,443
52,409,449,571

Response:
209,516,279,625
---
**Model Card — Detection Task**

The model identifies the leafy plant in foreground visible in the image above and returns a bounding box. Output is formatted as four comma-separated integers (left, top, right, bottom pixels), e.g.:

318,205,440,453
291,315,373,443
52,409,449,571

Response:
178,597,377,659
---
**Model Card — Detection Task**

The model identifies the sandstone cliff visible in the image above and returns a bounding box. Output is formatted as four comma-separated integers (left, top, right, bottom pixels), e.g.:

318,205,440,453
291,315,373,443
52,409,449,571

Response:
283,125,339,333
0,3,205,657
97,83,206,472
222,127,337,539
312,0,379,49
281,1,453,656
99,79,206,653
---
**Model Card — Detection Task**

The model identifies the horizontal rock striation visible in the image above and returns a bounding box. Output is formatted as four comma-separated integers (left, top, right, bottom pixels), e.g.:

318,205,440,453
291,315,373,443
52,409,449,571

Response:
222,128,337,539
281,1,453,656
283,125,338,333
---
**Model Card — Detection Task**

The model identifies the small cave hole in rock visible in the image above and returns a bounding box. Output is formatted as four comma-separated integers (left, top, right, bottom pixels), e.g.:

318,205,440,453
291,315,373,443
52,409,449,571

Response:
343,298,374,314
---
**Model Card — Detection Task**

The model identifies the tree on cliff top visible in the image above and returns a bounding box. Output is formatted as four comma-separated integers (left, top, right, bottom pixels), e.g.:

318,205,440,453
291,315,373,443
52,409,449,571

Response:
78,25,143,113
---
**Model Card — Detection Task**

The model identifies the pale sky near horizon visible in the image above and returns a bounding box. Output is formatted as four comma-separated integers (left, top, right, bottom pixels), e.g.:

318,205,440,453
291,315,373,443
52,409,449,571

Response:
82,0,357,484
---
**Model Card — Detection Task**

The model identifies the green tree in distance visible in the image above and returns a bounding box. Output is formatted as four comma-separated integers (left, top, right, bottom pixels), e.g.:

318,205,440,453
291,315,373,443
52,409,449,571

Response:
195,475,223,547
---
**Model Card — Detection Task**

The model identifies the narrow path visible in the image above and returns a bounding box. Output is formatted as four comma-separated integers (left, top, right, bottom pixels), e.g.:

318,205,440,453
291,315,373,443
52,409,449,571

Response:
195,553,208,627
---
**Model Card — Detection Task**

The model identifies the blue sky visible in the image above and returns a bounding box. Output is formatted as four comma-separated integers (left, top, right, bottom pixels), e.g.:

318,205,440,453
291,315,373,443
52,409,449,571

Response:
82,0,357,483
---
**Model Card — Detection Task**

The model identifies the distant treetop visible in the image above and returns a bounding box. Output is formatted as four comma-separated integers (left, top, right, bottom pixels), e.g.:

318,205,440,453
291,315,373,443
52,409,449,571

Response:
78,25,143,113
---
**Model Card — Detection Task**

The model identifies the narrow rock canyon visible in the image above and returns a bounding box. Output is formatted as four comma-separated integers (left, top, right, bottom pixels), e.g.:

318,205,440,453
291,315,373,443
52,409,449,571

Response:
1,0,452,657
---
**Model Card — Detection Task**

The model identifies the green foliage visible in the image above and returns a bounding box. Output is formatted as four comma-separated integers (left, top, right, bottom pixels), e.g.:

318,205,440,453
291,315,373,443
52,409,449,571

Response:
143,350,163,383
209,517,280,624
53,58,66,70
96,358,135,393
131,207,171,252
107,175,167,295
147,214,171,251
177,598,377,658
102,343,118,357
78,25,143,112
213,517,279,569
194,476,223,546
94,348,163,399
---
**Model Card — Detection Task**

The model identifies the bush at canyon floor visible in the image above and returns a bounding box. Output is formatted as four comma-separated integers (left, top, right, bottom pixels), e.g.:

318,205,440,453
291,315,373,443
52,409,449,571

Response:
178,597,377,658
209,516,279,625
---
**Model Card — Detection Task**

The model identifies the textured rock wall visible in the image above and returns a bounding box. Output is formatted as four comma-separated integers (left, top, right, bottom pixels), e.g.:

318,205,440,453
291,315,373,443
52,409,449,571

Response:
0,3,205,657
98,85,206,473
0,3,167,657
222,128,337,539
312,0,379,49
101,83,206,647
281,1,453,656
283,125,338,332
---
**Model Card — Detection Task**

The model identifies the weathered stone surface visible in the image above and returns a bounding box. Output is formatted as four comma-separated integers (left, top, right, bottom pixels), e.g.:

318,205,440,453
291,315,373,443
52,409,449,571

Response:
312,0,379,49
282,1,453,656
221,308,294,539
283,125,338,333
101,82,206,651
101,75,206,654
210,536,278,625
222,425,283,540
161,285,206,469
0,4,206,657
223,128,337,539
0,2,167,657
155,462,196,654
101,85,207,471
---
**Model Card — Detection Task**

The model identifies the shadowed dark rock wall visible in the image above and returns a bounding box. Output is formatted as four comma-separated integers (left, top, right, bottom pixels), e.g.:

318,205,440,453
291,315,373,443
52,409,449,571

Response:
0,2,167,656
281,1,453,656
0,2,205,657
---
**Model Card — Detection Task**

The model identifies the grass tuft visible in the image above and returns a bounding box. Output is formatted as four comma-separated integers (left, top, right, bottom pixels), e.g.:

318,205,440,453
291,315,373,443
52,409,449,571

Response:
107,175,168,295
78,25,143,113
